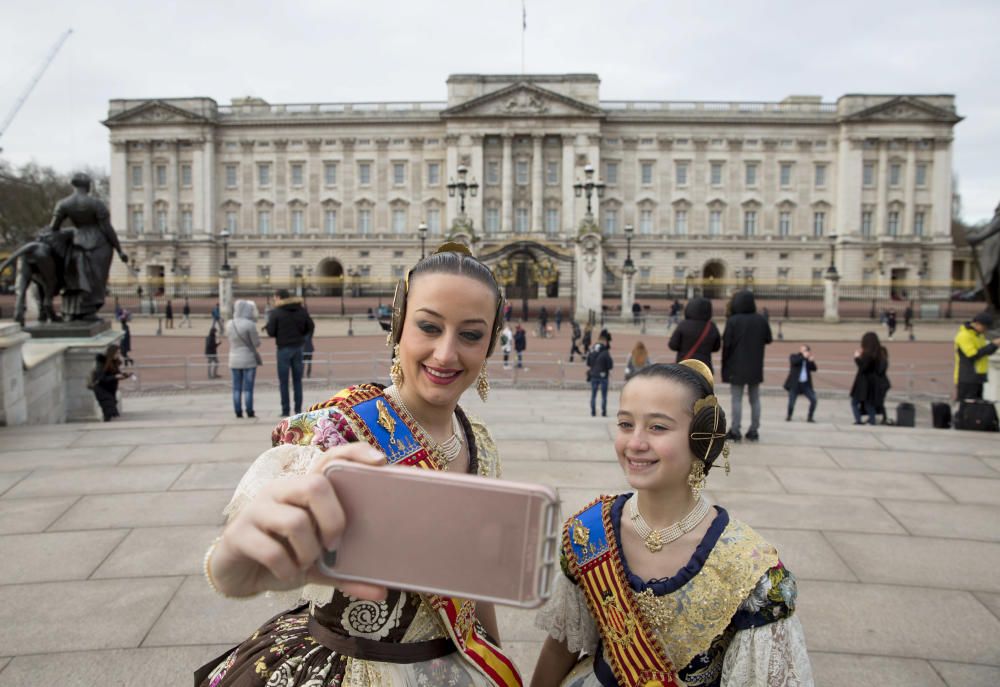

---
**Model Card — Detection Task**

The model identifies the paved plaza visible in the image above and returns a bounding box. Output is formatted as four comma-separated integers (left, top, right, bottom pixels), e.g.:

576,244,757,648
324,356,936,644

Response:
0,385,998,686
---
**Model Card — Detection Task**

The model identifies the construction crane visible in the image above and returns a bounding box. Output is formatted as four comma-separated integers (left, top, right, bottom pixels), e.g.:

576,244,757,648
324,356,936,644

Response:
0,28,73,153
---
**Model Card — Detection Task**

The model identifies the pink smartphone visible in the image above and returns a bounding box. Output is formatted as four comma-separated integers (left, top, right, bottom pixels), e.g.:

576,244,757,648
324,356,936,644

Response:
318,460,560,609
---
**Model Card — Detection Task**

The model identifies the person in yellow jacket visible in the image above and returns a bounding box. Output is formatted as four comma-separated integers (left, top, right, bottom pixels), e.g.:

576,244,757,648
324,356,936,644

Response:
954,311,1000,400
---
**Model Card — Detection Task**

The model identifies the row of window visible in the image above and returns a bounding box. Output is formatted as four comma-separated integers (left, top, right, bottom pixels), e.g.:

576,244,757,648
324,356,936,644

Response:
128,207,194,234
130,164,193,189
625,266,843,285
862,160,930,188
217,207,444,237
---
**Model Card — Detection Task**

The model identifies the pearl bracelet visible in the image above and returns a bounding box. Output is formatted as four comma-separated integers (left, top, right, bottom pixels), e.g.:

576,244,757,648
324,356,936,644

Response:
203,536,259,600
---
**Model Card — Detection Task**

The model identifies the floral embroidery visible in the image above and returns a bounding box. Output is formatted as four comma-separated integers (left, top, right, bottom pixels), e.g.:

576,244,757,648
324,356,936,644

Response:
312,415,349,450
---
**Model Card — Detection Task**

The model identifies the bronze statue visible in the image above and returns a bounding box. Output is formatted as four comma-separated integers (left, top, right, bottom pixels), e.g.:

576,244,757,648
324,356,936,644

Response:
967,202,1000,316
0,172,128,325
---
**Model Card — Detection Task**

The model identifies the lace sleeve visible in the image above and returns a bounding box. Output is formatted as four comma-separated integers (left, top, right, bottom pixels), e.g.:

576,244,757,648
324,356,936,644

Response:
721,615,814,687
467,415,502,479
222,443,327,520
534,573,599,656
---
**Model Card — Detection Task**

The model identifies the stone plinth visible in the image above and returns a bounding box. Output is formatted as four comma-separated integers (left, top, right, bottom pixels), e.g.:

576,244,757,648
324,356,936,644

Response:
620,266,636,322
23,319,111,339
985,351,1000,403
0,322,30,426
823,272,840,323
218,269,233,323
574,228,603,323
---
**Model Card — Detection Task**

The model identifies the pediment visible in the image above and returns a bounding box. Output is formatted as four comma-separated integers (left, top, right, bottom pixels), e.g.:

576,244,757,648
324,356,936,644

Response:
442,83,603,118
104,100,213,126
842,96,961,124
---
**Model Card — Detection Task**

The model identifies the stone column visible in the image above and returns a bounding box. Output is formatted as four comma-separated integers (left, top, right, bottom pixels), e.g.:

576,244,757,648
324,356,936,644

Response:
823,270,840,323
931,137,953,238
621,266,637,322
575,232,604,322
468,134,484,231
835,136,863,236
561,134,576,234
307,138,322,231
875,140,888,236
410,137,425,234
904,140,917,235
532,134,544,233
341,138,356,232
501,134,513,233
0,323,29,426
143,141,154,236
203,133,217,236
375,138,390,233
274,139,288,233
110,141,129,234
445,134,460,228
219,267,234,322
240,140,255,232
167,139,179,234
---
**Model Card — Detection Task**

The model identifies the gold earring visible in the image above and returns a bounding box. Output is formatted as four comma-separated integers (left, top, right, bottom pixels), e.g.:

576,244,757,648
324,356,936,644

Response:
688,460,706,499
390,344,403,388
477,362,490,402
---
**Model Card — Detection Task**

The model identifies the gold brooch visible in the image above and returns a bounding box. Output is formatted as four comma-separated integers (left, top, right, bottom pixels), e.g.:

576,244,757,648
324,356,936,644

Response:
572,518,590,547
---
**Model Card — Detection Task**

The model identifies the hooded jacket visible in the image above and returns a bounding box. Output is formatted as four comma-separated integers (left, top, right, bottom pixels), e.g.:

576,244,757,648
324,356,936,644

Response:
668,297,721,372
721,290,773,385
228,300,262,369
265,297,315,349
954,322,998,384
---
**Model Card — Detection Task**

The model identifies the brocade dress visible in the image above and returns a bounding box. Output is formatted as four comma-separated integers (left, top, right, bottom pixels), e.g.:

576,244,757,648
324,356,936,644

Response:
535,495,814,687
195,386,512,687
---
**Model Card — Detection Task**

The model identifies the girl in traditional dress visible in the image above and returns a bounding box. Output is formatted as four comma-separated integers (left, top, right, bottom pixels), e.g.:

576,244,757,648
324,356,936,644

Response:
197,246,521,687
532,360,813,687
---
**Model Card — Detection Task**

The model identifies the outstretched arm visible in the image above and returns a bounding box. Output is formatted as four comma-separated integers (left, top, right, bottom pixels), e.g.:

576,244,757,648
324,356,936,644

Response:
531,636,578,687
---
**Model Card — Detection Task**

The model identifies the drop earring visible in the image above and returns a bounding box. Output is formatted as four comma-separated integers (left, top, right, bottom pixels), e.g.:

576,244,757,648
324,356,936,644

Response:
687,460,706,499
390,344,404,387
477,362,490,402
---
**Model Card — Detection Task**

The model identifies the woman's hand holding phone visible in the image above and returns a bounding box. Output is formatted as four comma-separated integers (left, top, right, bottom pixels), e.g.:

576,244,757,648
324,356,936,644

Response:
209,442,389,601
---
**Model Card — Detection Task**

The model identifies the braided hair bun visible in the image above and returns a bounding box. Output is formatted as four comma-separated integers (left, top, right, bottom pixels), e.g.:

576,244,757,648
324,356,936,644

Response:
629,360,730,474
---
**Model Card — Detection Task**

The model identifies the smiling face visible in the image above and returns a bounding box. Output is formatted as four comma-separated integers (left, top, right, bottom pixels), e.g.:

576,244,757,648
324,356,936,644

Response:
397,272,497,410
614,376,698,492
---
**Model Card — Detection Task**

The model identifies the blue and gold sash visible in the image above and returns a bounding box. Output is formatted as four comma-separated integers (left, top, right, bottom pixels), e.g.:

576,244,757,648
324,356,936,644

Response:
309,385,522,687
564,497,680,687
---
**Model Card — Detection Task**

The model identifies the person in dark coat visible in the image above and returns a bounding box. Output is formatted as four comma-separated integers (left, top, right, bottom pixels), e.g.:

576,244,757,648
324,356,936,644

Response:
205,325,221,379
539,306,549,338
886,310,897,341
586,333,614,417
513,323,527,368
784,344,818,422
668,297,721,373
119,313,133,366
266,289,316,416
850,331,885,425
873,345,892,424
89,345,129,421
181,297,192,328
581,323,593,352
569,319,583,362
721,289,773,442
165,299,174,329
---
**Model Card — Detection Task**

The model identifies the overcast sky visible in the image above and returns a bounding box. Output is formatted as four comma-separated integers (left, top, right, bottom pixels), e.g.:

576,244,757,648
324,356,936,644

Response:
1,0,997,223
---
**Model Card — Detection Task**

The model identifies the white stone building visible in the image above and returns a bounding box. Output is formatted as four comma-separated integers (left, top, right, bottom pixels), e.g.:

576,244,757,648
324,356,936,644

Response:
103,74,962,317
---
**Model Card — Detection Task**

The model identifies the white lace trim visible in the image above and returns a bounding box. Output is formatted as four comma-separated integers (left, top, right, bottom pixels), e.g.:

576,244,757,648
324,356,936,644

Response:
534,573,599,656
721,615,814,687
223,443,326,520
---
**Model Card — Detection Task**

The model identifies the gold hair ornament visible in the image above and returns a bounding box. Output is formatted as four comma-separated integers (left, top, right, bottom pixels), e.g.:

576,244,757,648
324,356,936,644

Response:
689,393,731,475
679,359,715,388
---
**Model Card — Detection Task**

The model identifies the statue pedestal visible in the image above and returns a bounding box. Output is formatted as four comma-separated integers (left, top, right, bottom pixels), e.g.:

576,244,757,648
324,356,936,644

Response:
23,319,111,339
0,321,124,425
575,227,604,323
985,351,1000,403
621,267,636,322
219,268,234,322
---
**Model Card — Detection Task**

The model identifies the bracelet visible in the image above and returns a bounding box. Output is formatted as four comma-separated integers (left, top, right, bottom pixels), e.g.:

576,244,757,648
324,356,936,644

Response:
204,536,260,600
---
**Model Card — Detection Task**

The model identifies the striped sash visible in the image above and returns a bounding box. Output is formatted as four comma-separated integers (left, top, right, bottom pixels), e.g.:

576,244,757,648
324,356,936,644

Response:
563,497,679,687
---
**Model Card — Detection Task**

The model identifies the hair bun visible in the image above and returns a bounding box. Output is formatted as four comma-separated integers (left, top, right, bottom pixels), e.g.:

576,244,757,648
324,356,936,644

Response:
434,241,473,257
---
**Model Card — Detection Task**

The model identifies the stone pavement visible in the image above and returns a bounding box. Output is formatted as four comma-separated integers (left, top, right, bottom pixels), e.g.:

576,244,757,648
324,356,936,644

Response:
0,387,998,686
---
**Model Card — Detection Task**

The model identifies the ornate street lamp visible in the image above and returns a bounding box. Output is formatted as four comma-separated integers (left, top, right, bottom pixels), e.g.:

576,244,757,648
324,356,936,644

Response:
573,164,605,217
447,165,479,215
826,234,839,277
418,221,428,259
219,228,231,271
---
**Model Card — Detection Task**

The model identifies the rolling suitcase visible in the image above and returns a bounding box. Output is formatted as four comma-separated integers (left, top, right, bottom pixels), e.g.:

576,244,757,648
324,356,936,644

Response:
931,402,951,429
954,399,999,432
895,402,915,427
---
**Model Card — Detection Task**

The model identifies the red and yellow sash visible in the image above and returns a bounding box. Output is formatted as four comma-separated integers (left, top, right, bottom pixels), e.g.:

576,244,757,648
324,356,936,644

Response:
309,385,522,687
563,496,680,687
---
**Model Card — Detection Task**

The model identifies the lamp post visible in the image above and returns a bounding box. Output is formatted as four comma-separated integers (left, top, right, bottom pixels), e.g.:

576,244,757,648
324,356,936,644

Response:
219,229,231,271
573,164,605,217
340,269,351,316
418,221,428,259
623,223,634,270
447,165,479,215
826,234,839,278
621,224,637,323
823,234,840,323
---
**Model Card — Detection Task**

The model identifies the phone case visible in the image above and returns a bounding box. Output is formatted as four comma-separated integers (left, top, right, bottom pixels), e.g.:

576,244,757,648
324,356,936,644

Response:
318,461,560,608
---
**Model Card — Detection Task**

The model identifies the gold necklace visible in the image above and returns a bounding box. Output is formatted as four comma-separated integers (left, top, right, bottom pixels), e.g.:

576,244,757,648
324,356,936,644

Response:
383,385,463,467
628,495,710,553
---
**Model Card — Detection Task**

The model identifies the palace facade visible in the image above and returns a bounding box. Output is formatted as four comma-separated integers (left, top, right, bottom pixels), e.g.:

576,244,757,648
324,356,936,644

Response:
104,74,963,311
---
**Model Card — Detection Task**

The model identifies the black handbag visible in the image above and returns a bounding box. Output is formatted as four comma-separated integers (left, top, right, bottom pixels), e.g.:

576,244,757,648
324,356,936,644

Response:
954,399,999,432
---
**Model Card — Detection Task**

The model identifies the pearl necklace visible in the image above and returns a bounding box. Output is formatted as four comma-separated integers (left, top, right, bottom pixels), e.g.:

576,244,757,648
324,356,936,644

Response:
383,385,463,467
628,494,710,553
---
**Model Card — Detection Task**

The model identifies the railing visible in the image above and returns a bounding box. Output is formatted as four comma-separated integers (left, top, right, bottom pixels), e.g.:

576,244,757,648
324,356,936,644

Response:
217,102,448,117
601,100,838,115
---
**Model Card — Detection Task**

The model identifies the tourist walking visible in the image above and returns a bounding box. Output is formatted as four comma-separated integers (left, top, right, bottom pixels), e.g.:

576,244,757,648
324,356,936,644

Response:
204,324,221,379
668,296,721,372
850,332,885,425
886,309,897,341
265,289,315,417
514,322,527,368
196,247,521,687
539,306,549,338
532,360,814,686
624,340,651,381
554,306,563,331
668,298,682,329
500,322,513,369
581,322,593,352
227,300,261,419
721,289,772,442
953,311,1000,400
211,302,221,329
785,344,818,422
631,300,642,326
586,332,613,417
165,299,174,329
569,319,584,362
181,297,192,327
119,313,134,367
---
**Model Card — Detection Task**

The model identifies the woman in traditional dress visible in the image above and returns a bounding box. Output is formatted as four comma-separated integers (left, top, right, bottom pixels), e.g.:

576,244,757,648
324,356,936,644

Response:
532,361,813,687
197,246,521,687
